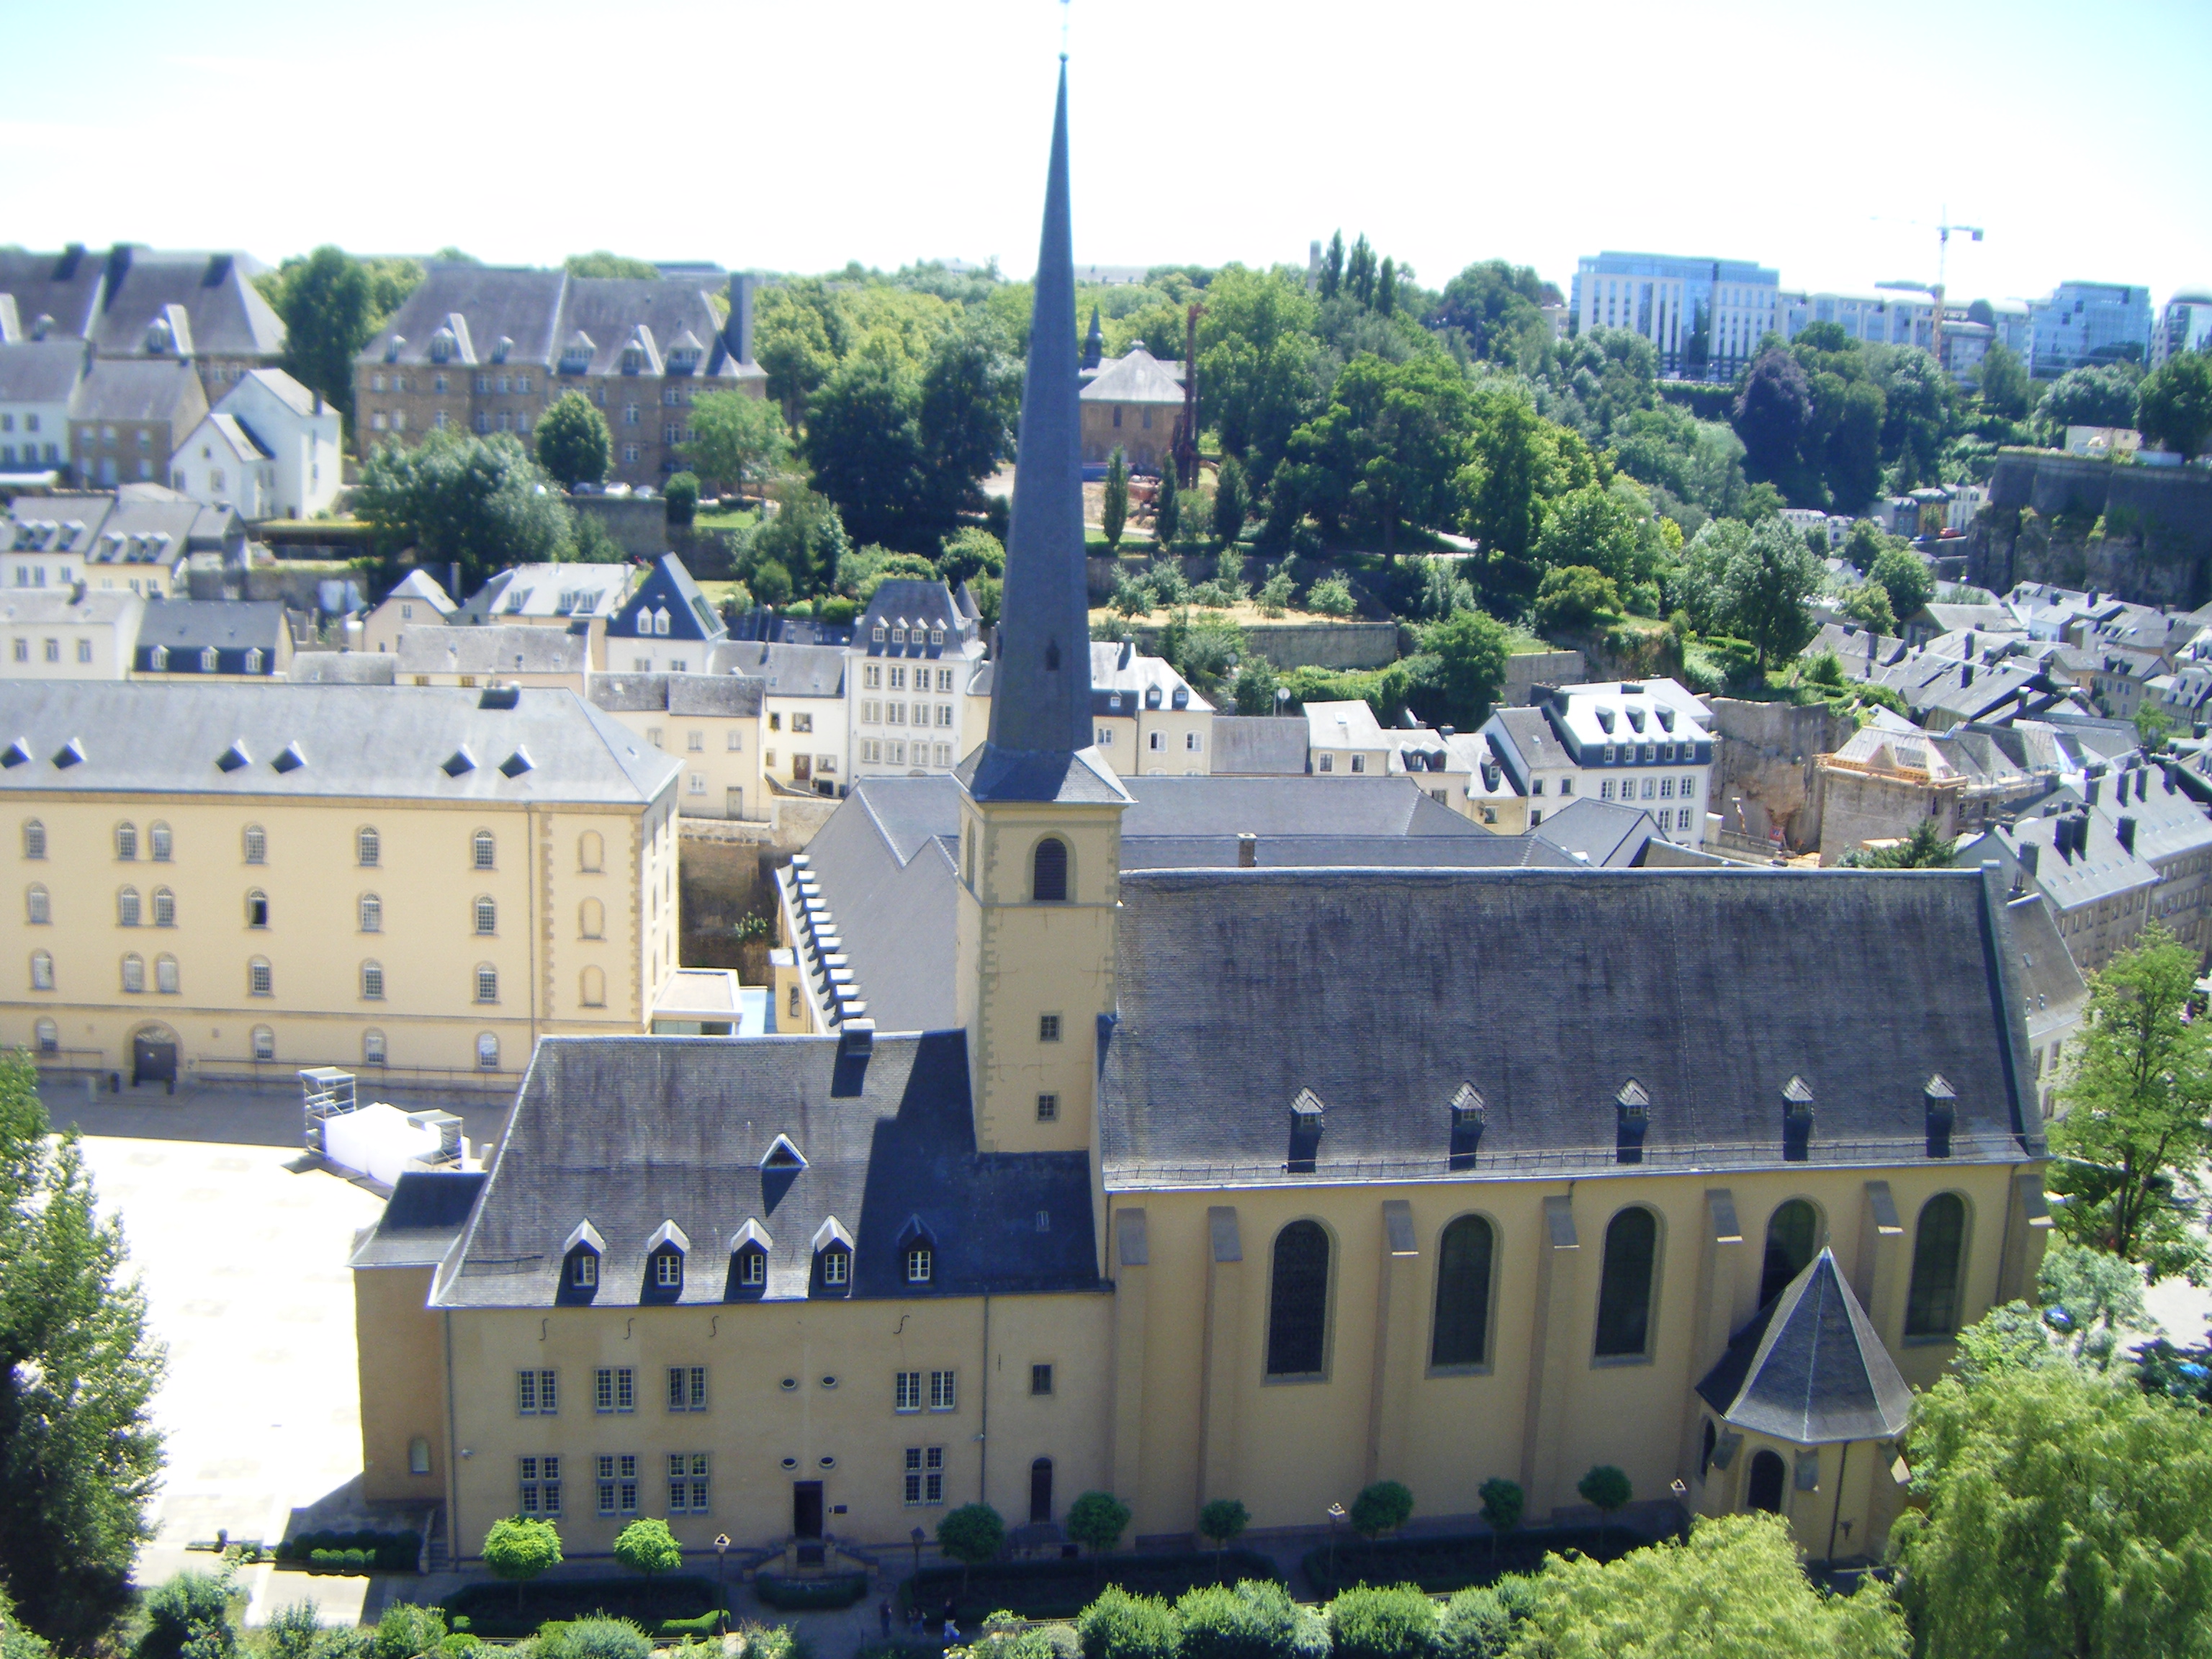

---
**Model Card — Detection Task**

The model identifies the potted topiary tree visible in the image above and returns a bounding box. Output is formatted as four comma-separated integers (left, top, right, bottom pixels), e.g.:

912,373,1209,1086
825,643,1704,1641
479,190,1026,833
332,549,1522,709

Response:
1477,1478,1524,1573
1577,1466,1632,1555
936,1503,1006,1596
613,1517,681,1582
1349,1480,1413,1542
1196,1500,1249,1578
482,1516,562,1614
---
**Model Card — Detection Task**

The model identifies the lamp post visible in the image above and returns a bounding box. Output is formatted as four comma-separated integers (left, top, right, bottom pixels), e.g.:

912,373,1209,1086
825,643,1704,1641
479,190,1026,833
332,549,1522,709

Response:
714,1534,729,1583
1326,1502,1346,1586
910,1525,926,1583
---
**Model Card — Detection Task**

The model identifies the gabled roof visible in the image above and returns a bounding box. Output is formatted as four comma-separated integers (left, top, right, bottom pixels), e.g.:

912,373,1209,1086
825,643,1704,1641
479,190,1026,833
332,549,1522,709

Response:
858,579,974,647
428,1031,1100,1308
220,367,319,419
1090,639,1209,714
1210,715,1309,775
1305,698,1389,748
70,356,207,424
135,599,288,654
1099,864,2039,1187
589,671,763,719
1080,346,1187,405
457,562,634,623
88,251,284,359
711,639,846,697
202,413,273,460
1694,1249,1912,1445
289,652,397,685
611,554,727,644
379,568,457,616
1532,796,1661,867
395,624,587,678
0,338,89,404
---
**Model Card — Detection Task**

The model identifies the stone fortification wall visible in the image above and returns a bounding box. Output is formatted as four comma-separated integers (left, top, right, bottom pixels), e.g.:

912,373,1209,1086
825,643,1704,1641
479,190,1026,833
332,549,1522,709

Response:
1707,698,1860,853
1967,450,2212,607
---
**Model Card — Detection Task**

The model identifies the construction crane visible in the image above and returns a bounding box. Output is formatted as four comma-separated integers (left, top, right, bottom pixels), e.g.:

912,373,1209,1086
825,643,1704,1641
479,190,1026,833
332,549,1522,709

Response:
1928,217,1984,374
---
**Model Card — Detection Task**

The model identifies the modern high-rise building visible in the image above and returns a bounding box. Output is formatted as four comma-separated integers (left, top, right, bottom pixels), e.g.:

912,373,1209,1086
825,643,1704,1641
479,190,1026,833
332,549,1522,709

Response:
2152,291,2212,369
2027,282,2153,379
1570,253,1781,380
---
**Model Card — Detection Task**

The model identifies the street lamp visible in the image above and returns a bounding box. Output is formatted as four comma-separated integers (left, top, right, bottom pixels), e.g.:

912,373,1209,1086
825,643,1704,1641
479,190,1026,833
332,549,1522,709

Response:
1326,1502,1346,1585
910,1525,927,1582
714,1534,729,1583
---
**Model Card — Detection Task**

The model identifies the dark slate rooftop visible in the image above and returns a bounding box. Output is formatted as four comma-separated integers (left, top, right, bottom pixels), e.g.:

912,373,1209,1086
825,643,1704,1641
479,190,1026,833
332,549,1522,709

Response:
611,554,727,645
1532,796,1661,868
590,671,764,719
88,251,285,358
350,1169,487,1269
431,1032,1101,1308
70,357,207,423
395,625,586,678
711,640,846,698
1122,833,1575,871
1695,1249,1912,1445
1118,775,1483,839
0,683,678,804
134,599,288,655
860,580,977,652
1098,864,2039,1187
0,338,89,404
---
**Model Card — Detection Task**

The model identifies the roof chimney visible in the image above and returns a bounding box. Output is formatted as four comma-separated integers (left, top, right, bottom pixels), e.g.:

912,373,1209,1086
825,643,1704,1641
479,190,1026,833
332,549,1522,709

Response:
2018,841,2040,880
2118,815,2138,853
2086,776,2100,806
1237,832,1256,868
725,273,755,366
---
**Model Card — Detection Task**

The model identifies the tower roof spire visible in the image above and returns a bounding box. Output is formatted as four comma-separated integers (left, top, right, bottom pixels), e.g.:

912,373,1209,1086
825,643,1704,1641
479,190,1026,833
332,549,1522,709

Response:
956,61,1123,806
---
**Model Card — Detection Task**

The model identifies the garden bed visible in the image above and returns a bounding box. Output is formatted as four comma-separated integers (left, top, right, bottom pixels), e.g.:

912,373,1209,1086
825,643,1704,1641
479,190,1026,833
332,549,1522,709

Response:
441,1574,721,1639
901,1550,1279,1623
1300,1523,1677,1597
276,1529,421,1573
756,1573,869,1611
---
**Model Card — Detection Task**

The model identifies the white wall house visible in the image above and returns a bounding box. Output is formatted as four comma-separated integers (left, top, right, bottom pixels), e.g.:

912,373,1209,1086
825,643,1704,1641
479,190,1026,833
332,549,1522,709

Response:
170,413,276,516
0,339,86,480
0,587,144,679
845,579,988,780
171,369,341,519
1482,678,1717,845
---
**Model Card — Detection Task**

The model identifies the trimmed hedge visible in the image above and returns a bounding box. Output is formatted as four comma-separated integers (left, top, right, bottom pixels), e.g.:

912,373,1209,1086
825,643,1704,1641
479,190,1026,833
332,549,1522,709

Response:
281,1529,421,1572
655,1611,728,1637
1301,1524,1670,1597
903,1551,1282,1624
439,1575,721,1640
755,1575,868,1612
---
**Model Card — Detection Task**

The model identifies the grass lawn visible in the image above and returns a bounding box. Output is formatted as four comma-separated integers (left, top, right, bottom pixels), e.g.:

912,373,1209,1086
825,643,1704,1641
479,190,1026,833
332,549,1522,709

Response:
694,507,759,532
1087,602,1369,629
696,580,753,608
256,518,372,538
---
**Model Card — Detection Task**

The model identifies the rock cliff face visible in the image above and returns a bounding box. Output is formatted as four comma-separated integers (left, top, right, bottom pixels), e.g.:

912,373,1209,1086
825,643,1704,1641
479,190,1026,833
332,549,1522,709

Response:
1707,698,1860,853
1966,450,2212,607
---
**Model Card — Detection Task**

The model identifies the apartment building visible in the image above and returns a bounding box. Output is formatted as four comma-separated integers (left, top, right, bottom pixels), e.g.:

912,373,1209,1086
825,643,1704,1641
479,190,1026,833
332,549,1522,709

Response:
1482,678,1716,843
846,580,989,781
68,358,208,488
588,673,766,821
0,245,286,400
0,682,680,1084
1091,639,1210,773
1570,253,1780,379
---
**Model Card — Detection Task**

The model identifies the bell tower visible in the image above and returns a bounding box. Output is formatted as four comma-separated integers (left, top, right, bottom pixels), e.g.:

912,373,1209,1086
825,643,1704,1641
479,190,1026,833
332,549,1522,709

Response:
953,61,1129,1156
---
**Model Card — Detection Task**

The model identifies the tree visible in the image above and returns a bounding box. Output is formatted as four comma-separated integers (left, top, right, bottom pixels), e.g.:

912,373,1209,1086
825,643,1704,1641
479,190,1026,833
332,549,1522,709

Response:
0,1588,49,1659
936,1503,1006,1589
1346,235,1377,307
803,347,925,549
1324,1586,1433,1659
534,392,611,491
0,1052,164,1649
563,251,661,280
662,472,698,527
937,527,1005,588
1892,1357,2212,1657
482,1516,562,1612
1155,454,1182,546
1575,1466,1632,1551
1733,346,1815,493
1233,653,1280,715
1320,231,1345,302
1839,580,1897,637
1256,563,1293,618
2036,361,2144,439
747,481,850,599
1431,260,1552,368
1845,817,1955,869
138,1573,235,1659
1076,1587,1179,1659
2049,922,2212,1282
1532,565,1622,633
1977,340,2033,421
2138,350,2212,458
1348,1480,1413,1541
1286,353,1474,554
1867,543,1933,625
1196,1499,1248,1558
1519,1514,1905,1658
1102,449,1130,550
611,1517,679,1581
1066,1490,1132,1560
1194,267,1322,483
1710,518,1822,668
2136,702,2175,752
356,431,574,591
1214,457,1249,547
1174,1581,1326,1659
1476,1478,1522,1572
1533,485,1645,587
372,1602,448,1659
1375,257,1398,318
683,392,791,494
264,247,377,423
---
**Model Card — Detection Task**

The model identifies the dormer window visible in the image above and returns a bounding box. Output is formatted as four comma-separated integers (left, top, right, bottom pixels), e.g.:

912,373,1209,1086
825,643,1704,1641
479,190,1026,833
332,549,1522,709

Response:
655,608,670,637
1108,692,1122,710
245,649,264,675
199,647,217,673
907,1247,932,1283
572,1254,597,1287
637,613,652,636
812,1217,854,1293
873,626,886,642
622,347,642,374
823,1249,850,1286
652,1249,682,1288
430,329,455,363
562,1220,605,1299
150,645,168,671
891,627,907,644
739,1251,766,1287
1615,1079,1651,1164
930,629,944,645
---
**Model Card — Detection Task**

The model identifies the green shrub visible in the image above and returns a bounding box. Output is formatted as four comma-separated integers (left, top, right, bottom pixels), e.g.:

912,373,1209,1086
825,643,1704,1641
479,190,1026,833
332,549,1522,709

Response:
755,1575,868,1611
742,1624,814,1659
1074,1587,1179,1659
140,1572,236,1659
1326,1586,1436,1659
1349,1483,1414,1541
1066,1492,1133,1557
1173,1582,1326,1659
819,596,858,624
1301,1524,1655,1598
908,1553,1280,1626
665,472,700,527
1305,576,1354,616
279,1529,421,1571
440,1578,715,1642
533,1619,651,1659
1434,1588,1517,1659
372,1604,446,1659
437,1638,480,1659
1147,562,1191,608
652,1612,724,1640
261,1604,323,1659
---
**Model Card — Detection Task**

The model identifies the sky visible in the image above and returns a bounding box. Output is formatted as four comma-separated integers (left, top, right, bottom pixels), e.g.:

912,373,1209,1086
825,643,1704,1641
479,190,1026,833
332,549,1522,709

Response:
7,0,2211,307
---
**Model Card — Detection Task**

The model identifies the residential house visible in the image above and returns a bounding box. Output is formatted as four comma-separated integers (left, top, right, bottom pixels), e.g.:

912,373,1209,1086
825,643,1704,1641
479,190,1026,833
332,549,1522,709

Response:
171,369,343,519
0,588,144,679
361,570,457,655
0,337,88,479
4,485,231,599
1531,796,1665,867
68,358,208,488
606,554,727,675
1482,678,1716,844
132,601,294,681
457,562,637,630
352,89,2048,1567
1079,346,1184,472
2005,894,2089,1124
1952,796,2164,975
847,580,988,781
354,267,766,486
711,640,847,795
588,673,767,821
1303,699,1393,778
1449,729,1529,832
1206,715,1308,777
395,625,586,692
1089,639,1211,775
0,681,679,1083
0,245,286,399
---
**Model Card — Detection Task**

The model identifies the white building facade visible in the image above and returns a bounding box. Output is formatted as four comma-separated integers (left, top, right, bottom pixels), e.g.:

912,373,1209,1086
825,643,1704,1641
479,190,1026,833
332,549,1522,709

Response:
1481,678,1717,846
1571,253,1781,380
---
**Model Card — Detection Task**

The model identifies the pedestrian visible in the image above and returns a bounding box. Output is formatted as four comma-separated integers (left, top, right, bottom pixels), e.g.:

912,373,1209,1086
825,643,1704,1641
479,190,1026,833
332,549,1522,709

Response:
944,1619,961,1645
880,1601,892,1638
911,1606,926,1637
943,1599,957,1630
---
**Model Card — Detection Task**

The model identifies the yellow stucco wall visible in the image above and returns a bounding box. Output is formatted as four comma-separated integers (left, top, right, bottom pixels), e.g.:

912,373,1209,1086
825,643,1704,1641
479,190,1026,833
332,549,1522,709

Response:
357,1264,451,1503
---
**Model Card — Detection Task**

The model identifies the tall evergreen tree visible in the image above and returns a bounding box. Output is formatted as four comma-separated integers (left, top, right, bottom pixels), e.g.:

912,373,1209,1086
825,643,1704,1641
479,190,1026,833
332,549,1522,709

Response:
1320,231,1345,302
0,1053,166,1649
1346,235,1377,307
1213,456,1248,548
1154,451,1181,545
1376,257,1397,318
1102,449,1129,550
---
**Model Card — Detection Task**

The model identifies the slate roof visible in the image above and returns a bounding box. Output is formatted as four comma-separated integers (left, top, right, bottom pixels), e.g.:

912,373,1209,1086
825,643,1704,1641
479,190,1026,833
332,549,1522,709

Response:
395,624,586,678
1121,833,1576,871
0,683,679,804
6,487,230,562
0,246,107,338
1118,776,1483,840
0,338,89,403
289,652,397,685
361,268,565,369
0,588,140,629
1080,346,1187,405
87,251,284,359
859,580,976,652
202,413,273,460
2006,894,2087,1040
711,640,846,698
1484,706,1570,778
1694,1249,1912,1445
228,367,319,418
589,671,764,718
379,569,456,618
1210,716,1310,775
1090,639,1208,714
611,554,727,645
134,601,287,670
430,1031,1101,1308
1531,796,1661,867
350,1170,488,1269
70,357,207,424
1954,811,2159,910
1098,864,2039,1187
457,563,634,624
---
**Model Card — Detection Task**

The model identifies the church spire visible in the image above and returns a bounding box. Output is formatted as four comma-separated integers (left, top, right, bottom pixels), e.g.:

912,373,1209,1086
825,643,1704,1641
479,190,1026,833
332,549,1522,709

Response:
1082,303,1103,371
963,63,1098,791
